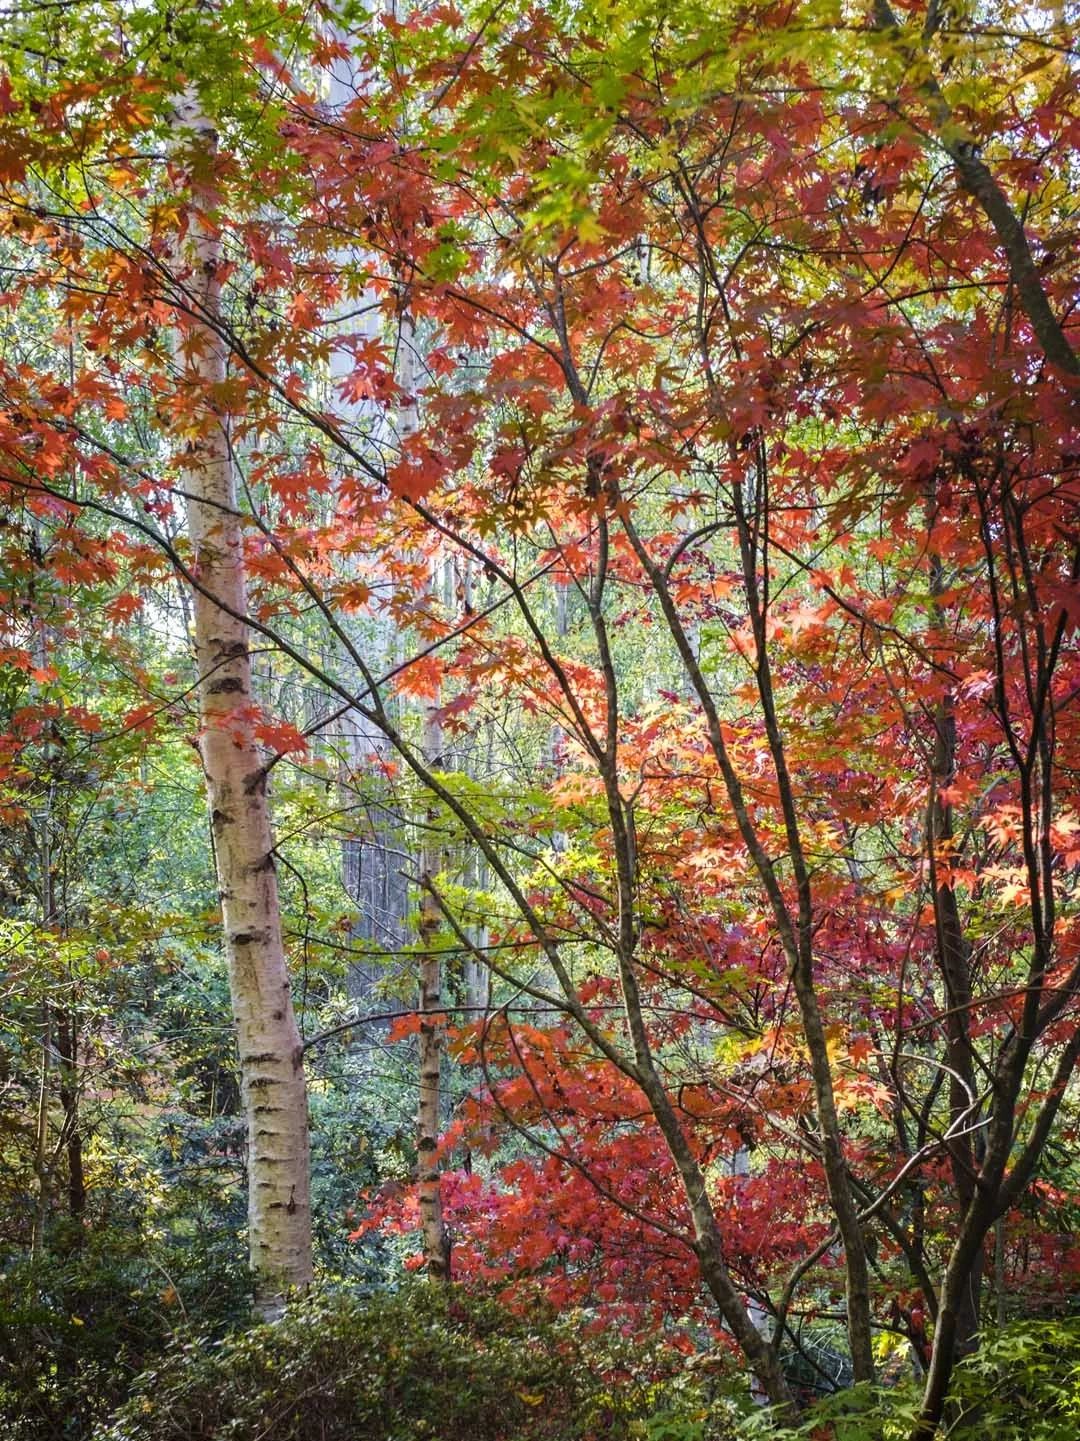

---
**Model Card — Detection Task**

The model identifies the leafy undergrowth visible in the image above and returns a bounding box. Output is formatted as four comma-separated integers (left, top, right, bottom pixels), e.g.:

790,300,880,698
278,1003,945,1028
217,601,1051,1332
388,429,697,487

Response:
744,1319,1080,1441
92,1294,1080,1441
0,1226,249,1441
95,1284,748,1441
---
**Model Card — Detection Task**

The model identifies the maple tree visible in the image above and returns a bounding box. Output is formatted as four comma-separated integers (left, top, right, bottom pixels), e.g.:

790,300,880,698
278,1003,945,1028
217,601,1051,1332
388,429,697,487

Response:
1,0,1079,1436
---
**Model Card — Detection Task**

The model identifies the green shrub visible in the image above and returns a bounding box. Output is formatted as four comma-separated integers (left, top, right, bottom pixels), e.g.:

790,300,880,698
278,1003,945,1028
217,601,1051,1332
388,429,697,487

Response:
0,1226,248,1441
738,1318,1080,1440
946,1318,1080,1439
97,1285,744,1441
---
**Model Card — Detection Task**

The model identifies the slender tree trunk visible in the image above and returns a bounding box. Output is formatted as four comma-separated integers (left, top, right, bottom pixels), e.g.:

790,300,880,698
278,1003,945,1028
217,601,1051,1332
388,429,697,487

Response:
909,486,1072,1435
30,606,54,1259
397,293,450,1276
462,840,489,1016
171,91,312,1319
623,506,875,1382
927,541,983,1366
872,0,1078,378
54,1011,86,1227
30,1002,51,1258
911,1198,995,1439
417,694,449,1280
636,1061,797,1417
324,32,412,1003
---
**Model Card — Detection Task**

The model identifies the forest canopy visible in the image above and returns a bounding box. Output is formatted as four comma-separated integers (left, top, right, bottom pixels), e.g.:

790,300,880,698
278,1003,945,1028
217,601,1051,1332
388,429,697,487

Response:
1,1,1079,1437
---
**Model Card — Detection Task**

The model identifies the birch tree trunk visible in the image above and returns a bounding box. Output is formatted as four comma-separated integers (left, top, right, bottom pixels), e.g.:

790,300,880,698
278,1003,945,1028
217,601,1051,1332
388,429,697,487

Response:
171,92,312,1319
394,303,450,1277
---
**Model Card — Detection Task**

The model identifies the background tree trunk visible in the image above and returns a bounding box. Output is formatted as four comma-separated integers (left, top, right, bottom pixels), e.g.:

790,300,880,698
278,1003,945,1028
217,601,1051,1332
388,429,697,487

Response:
417,694,449,1280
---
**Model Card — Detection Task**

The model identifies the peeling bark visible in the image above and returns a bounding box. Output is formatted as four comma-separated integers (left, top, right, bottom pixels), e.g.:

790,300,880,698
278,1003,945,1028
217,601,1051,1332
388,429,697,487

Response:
171,91,312,1319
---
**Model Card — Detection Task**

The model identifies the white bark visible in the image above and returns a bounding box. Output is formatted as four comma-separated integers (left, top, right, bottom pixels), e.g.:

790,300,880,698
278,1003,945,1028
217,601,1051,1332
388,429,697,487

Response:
395,313,449,1277
171,92,312,1318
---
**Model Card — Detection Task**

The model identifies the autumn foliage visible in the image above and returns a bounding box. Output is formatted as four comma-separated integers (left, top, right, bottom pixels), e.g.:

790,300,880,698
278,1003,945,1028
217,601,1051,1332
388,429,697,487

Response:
2,0,1079,1435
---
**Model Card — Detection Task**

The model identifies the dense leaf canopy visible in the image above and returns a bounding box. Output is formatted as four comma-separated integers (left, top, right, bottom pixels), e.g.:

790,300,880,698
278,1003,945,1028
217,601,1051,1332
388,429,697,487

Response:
1,2,1078,1437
